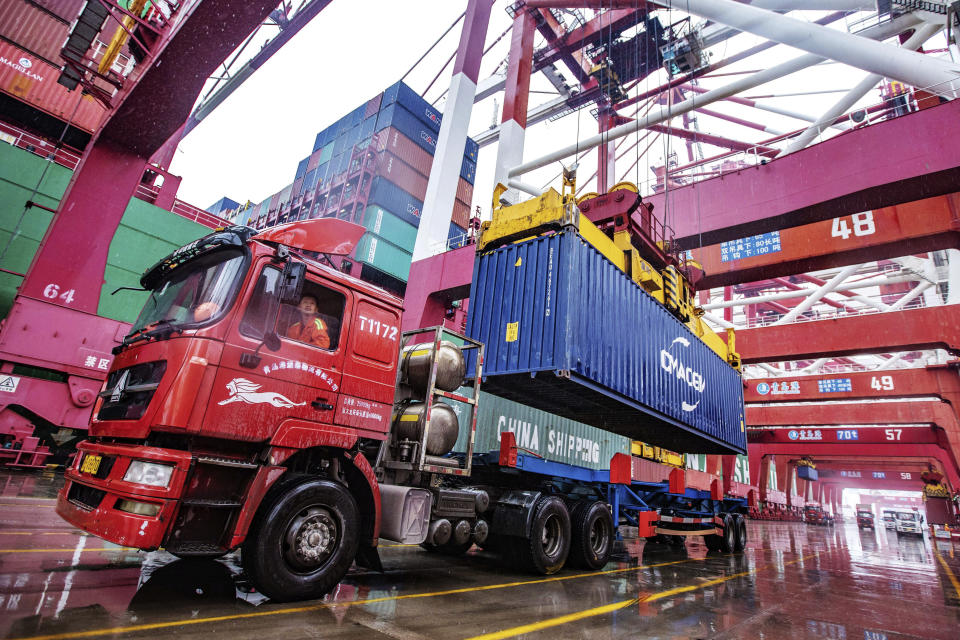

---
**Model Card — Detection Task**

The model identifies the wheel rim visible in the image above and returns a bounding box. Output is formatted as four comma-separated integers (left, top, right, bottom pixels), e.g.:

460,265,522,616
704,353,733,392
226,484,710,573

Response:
589,516,609,557
541,513,563,557
283,506,339,572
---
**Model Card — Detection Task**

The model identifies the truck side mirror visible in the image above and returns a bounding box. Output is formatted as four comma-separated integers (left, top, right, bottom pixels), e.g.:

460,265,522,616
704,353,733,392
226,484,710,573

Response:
263,331,281,352
279,261,305,305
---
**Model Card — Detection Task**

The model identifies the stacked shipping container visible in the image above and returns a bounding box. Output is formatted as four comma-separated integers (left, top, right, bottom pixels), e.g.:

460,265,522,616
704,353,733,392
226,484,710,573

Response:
247,81,478,294
0,0,132,143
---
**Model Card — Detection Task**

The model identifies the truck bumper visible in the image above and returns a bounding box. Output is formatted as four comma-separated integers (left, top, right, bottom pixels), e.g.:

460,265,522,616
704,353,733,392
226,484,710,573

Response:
55,441,192,550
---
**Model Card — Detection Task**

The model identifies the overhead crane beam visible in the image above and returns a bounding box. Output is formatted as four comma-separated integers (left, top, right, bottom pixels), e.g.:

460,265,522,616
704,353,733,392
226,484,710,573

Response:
531,8,649,71
747,425,947,445
748,442,960,489
733,305,960,364
645,99,960,248
744,366,960,404
746,400,958,429
690,193,960,290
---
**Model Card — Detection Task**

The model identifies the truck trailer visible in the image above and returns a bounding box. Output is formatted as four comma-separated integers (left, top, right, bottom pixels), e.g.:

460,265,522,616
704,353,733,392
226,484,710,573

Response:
57,180,748,601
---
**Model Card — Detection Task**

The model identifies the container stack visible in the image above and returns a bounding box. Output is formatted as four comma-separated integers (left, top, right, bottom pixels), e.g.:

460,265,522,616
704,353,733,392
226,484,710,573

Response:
247,81,479,295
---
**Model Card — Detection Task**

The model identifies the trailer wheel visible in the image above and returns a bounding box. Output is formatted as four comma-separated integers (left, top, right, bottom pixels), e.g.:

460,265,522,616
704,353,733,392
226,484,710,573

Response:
242,478,359,602
733,514,747,552
567,501,614,570
515,496,571,574
704,514,736,553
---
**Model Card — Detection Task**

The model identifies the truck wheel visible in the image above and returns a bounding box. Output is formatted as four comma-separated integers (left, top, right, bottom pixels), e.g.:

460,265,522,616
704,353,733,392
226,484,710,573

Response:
567,501,614,570
733,514,747,552
242,478,359,602
515,496,571,574
704,514,736,553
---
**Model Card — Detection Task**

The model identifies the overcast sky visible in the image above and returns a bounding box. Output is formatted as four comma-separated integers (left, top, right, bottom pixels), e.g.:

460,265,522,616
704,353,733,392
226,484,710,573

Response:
169,2,951,224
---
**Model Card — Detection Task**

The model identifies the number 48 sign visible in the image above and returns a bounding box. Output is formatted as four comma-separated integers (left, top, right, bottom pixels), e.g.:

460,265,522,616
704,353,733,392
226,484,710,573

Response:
831,212,876,240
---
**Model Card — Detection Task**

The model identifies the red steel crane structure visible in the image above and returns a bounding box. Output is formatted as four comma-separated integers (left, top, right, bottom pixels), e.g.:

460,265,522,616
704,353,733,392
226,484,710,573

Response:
2,0,960,527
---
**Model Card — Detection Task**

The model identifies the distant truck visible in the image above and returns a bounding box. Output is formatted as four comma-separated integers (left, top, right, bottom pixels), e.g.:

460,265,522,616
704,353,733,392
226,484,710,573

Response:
882,509,897,529
856,505,875,529
895,511,923,537
804,504,832,526
56,213,749,602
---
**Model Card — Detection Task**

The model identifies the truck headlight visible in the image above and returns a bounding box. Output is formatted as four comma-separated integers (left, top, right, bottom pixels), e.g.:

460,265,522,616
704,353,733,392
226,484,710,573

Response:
123,461,174,487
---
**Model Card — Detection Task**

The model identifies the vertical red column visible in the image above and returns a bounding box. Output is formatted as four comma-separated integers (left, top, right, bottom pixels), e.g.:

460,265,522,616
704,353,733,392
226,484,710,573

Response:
597,107,617,193
494,6,535,203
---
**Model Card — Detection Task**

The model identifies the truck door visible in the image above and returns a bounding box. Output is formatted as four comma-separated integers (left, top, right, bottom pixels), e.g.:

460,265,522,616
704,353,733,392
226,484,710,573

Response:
208,262,350,441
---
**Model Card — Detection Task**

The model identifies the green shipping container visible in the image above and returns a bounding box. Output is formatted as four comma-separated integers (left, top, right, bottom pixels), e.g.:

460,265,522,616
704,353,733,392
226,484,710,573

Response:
362,205,417,250
0,144,210,322
356,233,413,282
733,454,750,484
449,390,631,471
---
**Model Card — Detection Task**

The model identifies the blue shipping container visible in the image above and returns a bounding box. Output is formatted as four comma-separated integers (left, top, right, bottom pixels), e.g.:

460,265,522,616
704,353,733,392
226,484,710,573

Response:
295,157,309,180
380,81,479,161
382,81,443,133
461,156,476,185
466,229,746,454
367,176,423,228
448,222,468,249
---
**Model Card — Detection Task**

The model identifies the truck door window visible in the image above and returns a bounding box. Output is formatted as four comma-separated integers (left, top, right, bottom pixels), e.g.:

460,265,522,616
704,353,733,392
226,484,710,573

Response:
281,282,345,351
239,266,281,340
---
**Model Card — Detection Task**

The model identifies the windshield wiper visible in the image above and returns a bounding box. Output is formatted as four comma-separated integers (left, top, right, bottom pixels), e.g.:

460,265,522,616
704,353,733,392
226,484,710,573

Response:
115,319,183,353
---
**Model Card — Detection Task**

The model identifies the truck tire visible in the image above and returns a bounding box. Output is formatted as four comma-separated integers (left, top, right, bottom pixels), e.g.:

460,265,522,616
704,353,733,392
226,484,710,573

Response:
514,496,571,574
242,478,359,602
733,514,747,552
567,501,614,570
704,514,736,553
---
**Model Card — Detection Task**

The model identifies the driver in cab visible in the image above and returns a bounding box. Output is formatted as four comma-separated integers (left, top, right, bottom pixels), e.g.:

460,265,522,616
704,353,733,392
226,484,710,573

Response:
287,295,330,349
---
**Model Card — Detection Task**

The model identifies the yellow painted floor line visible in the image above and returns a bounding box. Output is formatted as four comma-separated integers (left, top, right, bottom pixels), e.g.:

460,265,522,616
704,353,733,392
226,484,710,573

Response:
0,531,85,535
0,496,58,501
464,553,818,640
8,557,704,640
0,503,57,507
0,547,136,554
933,546,960,600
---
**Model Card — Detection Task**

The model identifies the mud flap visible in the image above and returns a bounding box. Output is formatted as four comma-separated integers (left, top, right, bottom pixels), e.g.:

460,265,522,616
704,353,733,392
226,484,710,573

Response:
355,543,383,572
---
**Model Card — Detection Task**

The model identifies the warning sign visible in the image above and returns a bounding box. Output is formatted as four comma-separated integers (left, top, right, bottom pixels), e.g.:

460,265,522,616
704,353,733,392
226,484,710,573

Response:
0,375,21,393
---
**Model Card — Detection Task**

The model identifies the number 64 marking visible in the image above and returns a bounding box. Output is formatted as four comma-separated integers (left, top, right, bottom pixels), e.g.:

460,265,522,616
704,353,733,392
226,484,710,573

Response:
43,283,75,304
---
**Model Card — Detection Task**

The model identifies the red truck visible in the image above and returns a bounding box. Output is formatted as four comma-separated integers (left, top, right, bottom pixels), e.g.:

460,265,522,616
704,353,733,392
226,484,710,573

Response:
57,219,749,602
856,505,875,529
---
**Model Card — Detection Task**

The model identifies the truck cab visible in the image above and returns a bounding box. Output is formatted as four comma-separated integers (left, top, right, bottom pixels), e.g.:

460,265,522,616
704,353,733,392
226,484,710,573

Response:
882,510,897,529
56,221,404,598
856,507,874,529
894,511,923,537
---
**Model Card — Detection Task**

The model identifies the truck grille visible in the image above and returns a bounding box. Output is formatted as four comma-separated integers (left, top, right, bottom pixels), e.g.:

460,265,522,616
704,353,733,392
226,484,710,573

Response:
68,482,106,510
97,361,166,421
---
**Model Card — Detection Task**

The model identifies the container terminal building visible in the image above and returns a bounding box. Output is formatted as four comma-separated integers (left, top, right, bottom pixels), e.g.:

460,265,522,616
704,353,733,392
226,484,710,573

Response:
1,1,959,638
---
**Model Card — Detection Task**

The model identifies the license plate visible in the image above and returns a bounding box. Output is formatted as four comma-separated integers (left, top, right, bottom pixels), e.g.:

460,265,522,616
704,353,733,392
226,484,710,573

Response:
80,454,101,475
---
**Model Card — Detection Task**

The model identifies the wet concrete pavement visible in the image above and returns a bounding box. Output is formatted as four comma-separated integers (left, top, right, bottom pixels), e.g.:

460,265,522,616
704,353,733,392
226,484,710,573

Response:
1,470,958,639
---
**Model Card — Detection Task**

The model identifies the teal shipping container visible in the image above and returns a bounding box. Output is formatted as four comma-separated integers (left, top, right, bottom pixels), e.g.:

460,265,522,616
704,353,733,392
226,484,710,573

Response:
362,205,418,249
448,390,632,471
355,233,413,282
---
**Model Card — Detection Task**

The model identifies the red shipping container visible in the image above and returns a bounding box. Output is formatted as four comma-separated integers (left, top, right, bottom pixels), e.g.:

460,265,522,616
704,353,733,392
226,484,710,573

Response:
374,126,433,176
30,0,85,22
307,147,324,172
375,150,428,198
364,93,382,118
456,178,473,206
0,0,72,64
632,456,670,484
0,41,106,133
684,469,719,492
451,198,470,229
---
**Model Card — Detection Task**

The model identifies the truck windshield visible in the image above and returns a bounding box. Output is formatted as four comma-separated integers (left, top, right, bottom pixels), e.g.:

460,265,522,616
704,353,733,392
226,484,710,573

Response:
897,513,917,521
129,249,246,337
